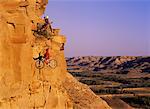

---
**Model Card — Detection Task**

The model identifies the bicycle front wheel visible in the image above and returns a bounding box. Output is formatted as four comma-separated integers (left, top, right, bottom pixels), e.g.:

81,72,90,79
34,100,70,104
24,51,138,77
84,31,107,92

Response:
48,59,57,69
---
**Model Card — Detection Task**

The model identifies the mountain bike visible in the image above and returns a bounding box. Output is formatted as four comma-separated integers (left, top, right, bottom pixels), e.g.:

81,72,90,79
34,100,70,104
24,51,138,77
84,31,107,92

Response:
34,53,57,69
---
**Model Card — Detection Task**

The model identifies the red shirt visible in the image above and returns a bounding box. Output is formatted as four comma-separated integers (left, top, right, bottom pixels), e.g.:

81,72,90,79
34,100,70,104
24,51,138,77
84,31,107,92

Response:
44,49,50,60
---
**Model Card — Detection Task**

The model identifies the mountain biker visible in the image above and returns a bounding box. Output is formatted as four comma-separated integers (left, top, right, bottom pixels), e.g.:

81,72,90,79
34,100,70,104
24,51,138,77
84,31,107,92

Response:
44,48,50,64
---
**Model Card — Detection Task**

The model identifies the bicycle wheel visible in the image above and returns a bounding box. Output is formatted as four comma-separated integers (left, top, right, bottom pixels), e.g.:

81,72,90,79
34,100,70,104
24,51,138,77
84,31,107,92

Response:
48,59,57,69
35,60,44,69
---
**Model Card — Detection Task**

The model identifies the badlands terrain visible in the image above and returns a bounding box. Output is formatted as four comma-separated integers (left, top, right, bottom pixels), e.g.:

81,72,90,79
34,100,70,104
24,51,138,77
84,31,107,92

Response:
67,56,150,109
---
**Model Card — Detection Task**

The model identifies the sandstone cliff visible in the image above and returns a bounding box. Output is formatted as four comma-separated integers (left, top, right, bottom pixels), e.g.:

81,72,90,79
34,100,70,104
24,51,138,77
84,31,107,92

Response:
0,0,111,109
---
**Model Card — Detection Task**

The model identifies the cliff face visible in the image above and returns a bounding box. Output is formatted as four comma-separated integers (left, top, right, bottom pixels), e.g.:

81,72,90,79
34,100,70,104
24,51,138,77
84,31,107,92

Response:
0,0,111,109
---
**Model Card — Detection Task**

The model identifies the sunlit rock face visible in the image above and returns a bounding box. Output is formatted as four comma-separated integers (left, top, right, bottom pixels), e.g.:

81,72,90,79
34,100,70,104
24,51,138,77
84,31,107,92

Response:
0,0,111,109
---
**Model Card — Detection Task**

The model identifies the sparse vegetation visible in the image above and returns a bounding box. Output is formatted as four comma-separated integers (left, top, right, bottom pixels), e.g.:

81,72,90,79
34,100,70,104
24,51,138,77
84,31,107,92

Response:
67,56,150,109
121,96,150,109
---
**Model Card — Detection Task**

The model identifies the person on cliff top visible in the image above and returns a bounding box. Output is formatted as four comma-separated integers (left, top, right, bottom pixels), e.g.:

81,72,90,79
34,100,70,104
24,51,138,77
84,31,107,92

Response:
36,16,53,39
32,16,53,39
42,16,53,33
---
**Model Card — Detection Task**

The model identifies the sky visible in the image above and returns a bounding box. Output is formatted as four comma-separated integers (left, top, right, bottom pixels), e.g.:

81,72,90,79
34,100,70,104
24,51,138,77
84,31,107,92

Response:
45,0,150,57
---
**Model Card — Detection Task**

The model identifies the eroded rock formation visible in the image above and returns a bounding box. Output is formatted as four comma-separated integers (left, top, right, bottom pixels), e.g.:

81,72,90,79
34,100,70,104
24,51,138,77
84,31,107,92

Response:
0,0,111,109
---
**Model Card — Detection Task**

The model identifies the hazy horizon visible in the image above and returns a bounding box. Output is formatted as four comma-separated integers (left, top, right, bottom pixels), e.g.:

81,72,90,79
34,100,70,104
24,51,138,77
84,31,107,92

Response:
45,0,150,57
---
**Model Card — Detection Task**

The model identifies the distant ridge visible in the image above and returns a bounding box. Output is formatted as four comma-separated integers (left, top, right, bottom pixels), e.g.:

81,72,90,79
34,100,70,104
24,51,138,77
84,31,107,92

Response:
66,56,150,74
